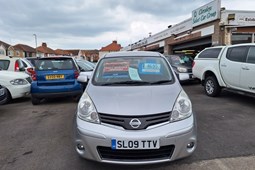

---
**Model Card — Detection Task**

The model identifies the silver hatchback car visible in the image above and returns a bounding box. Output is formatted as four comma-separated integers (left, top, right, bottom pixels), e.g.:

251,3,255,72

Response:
74,51,197,164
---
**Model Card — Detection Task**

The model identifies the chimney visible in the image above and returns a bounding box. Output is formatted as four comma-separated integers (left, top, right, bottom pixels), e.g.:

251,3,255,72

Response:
42,42,47,47
113,40,117,44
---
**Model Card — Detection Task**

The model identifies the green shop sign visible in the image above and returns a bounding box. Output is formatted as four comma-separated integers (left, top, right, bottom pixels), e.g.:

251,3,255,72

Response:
192,0,220,27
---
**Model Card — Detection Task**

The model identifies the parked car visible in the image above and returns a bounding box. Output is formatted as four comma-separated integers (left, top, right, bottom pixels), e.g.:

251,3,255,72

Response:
30,57,83,105
0,56,25,72
20,58,35,75
0,70,31,104
165,54,195,82
76,59,94,90
74,51,197,164
192,44,255,97
81,59,96,69
0,84,7,105
26,57,41,67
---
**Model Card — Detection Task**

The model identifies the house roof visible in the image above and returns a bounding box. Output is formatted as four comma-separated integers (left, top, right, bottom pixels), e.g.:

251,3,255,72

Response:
0,40,11,49
80,49,99,56
100,40,122,52
55,49,71,56
12,44,36,52
65,50,80,56
36,43,55,54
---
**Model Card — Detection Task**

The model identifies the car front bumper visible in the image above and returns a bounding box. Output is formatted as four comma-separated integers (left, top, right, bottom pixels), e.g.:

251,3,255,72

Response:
74,113,197,165
7,84,31,99
176,72,195,81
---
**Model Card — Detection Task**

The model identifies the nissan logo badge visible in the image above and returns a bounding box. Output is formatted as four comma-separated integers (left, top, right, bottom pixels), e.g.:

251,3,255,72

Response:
129,118,141,129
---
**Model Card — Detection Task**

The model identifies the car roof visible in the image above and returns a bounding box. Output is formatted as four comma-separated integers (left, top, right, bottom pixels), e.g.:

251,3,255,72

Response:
37,56,74,60
103,51,162,58
0,56,20,61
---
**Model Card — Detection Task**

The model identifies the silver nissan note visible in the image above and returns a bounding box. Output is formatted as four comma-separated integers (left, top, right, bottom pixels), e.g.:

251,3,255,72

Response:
74,51,197,164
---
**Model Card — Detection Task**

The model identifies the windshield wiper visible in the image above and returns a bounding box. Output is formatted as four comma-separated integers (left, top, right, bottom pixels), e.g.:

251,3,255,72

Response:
100,81,151,86
150,80,172,85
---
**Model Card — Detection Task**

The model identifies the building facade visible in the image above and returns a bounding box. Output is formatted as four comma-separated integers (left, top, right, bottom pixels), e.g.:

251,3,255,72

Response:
122,0,255,57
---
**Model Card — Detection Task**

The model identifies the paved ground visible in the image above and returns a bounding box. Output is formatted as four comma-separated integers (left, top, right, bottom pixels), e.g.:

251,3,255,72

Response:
1,83,255,170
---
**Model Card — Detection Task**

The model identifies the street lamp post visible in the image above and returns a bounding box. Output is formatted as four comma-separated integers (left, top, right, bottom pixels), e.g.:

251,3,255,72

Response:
33,34,37,57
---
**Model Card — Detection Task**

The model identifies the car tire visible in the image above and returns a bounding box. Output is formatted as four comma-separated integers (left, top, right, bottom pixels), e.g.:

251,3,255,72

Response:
2,88,11,104
72,95,81,102
31,96,41,105
204,76,221,97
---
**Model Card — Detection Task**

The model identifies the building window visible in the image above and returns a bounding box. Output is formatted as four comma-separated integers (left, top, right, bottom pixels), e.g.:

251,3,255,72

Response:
8,50,14,56
0,49,5,55
232,33,252,45
16,50,20,56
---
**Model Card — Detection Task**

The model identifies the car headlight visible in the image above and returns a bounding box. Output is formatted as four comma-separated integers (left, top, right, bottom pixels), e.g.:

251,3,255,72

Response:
177,67,188,73
10,79,28,85
171,90,192,122
77,92,100,123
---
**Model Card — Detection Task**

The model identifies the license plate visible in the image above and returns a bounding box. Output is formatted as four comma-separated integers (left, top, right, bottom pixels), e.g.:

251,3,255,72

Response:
46,75,64,80
0,88,4,96
111,138,160,150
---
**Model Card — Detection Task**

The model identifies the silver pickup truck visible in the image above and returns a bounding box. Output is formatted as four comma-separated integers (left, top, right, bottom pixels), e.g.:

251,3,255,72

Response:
192,43,255,97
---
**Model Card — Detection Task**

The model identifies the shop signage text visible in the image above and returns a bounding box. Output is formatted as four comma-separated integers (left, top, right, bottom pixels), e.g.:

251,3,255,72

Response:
192,0,220,27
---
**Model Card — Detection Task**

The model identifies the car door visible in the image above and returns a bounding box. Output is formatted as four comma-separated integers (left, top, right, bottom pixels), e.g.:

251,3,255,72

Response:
240,46,255,92
220,46,248,89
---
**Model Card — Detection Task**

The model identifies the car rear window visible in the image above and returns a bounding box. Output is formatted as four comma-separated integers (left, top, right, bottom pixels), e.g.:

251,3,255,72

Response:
197,48,222,59
0,60,10,70
35,58,76,70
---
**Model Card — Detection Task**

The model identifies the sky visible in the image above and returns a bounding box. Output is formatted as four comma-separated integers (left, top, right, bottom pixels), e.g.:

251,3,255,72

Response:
0,0,255,50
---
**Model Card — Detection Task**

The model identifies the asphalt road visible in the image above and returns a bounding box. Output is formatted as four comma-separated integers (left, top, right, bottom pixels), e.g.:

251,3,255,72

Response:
1,83,255,170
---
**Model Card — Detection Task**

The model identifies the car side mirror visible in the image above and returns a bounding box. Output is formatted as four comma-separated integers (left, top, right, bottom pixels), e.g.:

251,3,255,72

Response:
179,74,189,81
77,75,88,83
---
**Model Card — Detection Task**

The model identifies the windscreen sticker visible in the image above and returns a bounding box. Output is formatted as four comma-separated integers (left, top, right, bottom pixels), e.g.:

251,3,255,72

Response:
103,62,129,72
102,61,129,79
139,62,161,74
128,67,141,81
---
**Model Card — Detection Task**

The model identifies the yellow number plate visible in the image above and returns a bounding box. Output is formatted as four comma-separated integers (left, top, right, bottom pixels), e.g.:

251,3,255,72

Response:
46,75,64,80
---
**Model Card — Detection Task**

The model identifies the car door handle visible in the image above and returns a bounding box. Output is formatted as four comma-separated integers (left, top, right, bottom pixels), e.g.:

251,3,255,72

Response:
242,67,250,70
221,64,227,67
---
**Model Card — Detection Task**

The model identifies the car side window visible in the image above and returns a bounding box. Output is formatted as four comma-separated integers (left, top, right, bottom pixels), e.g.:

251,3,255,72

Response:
21,60,28,67
198,48,222,59
0,60,10,70
247,47,255,64
226,46,248,62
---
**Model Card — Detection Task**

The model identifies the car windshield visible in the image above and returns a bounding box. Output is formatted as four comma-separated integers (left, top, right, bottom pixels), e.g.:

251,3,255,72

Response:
77,61,94,71
169,55,193,66
35,58,75,70
92,56,173,86
83,60,96,68
27,58,40,67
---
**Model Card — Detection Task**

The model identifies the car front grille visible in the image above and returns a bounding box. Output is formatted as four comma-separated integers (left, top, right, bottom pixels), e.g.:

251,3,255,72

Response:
26,77,32,84
97,145,175,161
99,112,170,130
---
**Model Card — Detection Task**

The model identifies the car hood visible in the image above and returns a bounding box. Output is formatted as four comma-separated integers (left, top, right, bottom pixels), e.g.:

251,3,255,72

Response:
86,83,182,116
0,71,29,79
172,64,192,69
